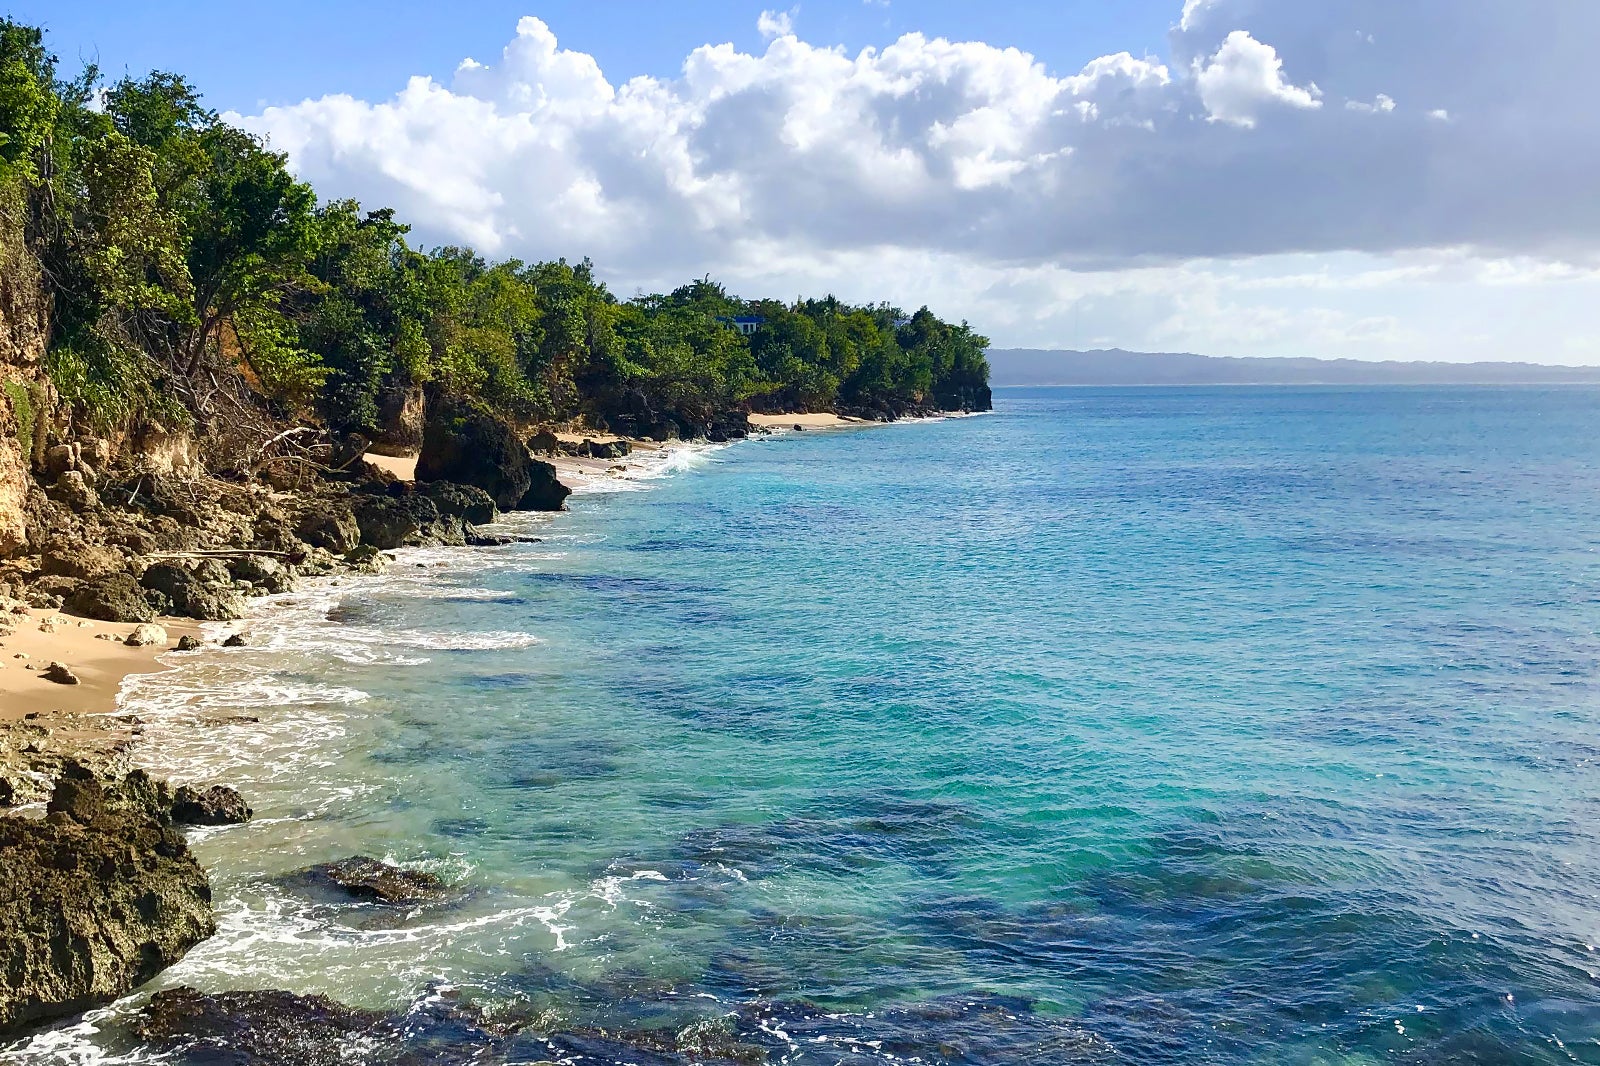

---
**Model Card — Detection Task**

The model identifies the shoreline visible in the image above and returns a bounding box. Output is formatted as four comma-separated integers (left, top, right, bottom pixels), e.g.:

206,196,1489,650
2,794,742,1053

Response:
1,410,965,743
0,431,726,801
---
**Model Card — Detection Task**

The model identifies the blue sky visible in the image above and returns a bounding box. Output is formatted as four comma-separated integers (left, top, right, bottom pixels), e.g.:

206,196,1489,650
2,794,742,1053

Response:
13,2,1599,363
18,1,1177,112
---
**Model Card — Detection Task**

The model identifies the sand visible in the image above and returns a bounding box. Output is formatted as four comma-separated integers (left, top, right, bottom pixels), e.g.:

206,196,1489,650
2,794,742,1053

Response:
0,609,201,724
747,412,868,429
364,452,418,481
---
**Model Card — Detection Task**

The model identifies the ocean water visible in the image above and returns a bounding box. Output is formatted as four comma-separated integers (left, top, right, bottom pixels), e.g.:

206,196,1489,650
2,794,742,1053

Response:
8,386,1600,1064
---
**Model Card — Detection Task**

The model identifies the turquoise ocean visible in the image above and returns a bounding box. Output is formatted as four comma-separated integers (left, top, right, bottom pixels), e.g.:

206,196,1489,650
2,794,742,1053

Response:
8,385,1600,1064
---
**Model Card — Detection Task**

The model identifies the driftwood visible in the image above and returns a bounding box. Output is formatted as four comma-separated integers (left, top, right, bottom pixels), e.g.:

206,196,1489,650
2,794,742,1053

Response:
144,550,294,561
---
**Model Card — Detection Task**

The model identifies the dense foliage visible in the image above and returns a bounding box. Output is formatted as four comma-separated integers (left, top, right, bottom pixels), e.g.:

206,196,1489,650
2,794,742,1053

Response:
1,20,989,445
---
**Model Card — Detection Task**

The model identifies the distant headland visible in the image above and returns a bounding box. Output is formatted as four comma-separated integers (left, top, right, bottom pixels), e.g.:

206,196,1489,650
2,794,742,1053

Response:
988,348,1600,387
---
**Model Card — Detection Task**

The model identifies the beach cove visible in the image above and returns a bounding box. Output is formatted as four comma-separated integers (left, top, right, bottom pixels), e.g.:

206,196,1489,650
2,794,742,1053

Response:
7,386,1600,1064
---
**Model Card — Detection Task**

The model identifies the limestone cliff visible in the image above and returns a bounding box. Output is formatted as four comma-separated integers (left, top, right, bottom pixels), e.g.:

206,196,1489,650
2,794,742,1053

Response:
0,182,48,556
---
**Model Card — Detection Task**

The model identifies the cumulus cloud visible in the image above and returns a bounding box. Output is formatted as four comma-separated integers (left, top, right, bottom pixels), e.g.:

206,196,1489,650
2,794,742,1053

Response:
757,9,795,40
1195,30,1321,127
236,1,1600,359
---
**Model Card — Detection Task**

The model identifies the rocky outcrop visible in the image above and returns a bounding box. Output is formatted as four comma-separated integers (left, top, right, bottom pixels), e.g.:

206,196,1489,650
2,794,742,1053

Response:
367,385,426,457
170,784,252,826
416,395,568,512
518,460,570,512
292,856,455,907
140,561,247,621
416,395,532,511
0,763,215,1034
66,573,157,623
420,481,497,526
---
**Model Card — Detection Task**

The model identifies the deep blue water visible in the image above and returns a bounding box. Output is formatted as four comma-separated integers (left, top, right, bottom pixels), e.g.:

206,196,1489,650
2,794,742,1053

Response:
12,386,1600,1065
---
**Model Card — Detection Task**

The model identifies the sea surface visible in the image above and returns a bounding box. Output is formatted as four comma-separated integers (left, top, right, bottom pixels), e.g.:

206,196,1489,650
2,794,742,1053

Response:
8,386,1600,1064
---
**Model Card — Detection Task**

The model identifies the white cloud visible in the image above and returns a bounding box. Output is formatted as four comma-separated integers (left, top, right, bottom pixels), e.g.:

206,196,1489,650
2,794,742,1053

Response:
757,9,795,40
1345,93,1396,113
236,2,1600,361
1195,30,1321,128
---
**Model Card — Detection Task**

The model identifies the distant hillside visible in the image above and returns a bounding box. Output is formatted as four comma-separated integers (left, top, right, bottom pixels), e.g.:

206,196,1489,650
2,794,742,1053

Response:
988,349,1600,387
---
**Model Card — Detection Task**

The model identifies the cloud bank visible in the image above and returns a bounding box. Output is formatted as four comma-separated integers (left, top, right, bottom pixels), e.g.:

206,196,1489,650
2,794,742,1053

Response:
238,1,1600,361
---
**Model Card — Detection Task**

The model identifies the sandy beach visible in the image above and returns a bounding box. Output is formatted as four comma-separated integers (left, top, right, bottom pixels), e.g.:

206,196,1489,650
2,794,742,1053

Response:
0,609,201,724
747,412,870,429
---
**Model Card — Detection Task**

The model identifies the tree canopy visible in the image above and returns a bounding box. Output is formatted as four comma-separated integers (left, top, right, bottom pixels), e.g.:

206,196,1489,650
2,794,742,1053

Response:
1,19,989,443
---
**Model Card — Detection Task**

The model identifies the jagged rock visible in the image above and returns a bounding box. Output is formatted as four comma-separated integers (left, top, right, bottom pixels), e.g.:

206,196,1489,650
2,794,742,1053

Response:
368,385,426,456
517,459,570,512
296,507,360,554
221,633,247,648
176,635,203,651
40,543,125,580
124,623,168,648
140,563,246,622
43,444,76,479
342,545,388,575
352,493,443,550
41,661,79,685
134,985,535,1065
0,763,215,1033
420,481,498,525
227,555,295,595
48,470,99,512
170,784,252,826
416,394,540,511
24,575,79,609
465,530,514,547
578,438,631,460
293,856,454,907
65,573,157,623
526,428,560,455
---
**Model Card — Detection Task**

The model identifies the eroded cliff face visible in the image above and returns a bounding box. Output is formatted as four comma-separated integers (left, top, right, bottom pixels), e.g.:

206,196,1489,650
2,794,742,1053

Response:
0,183,48,556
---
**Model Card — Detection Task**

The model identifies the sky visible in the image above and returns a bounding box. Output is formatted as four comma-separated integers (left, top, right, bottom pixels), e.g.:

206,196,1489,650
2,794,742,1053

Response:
15,0,1600,363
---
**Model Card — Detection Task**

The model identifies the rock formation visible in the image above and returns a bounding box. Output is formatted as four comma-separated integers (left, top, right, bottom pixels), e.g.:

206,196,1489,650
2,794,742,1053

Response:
0,763,216,1034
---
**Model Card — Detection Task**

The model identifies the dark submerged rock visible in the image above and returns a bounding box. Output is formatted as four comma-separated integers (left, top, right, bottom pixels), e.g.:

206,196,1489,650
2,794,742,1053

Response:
170,784,253,826
221,633,247,648
0,763,215,1034
294,856,454,907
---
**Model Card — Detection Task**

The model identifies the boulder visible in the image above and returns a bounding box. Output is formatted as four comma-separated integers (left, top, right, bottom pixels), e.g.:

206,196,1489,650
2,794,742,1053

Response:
221,633,247,648
41,661,79,685
526,428,560,455
65,573,156,624
420,481,498,526
140,563,247,622
40,543,125,580
0,764,215,1033
227,555,295,595
578,438,630,460
416,395,537,511
352,493,443,551
176,635,203,652
170,784,252,826
292,856,454,907
48,470,99,512
296,507,360,554
124,623,168,648
517,459,571,512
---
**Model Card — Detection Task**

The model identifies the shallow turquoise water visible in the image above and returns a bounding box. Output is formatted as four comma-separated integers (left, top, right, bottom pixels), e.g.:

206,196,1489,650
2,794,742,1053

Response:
12,387,1600,1064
